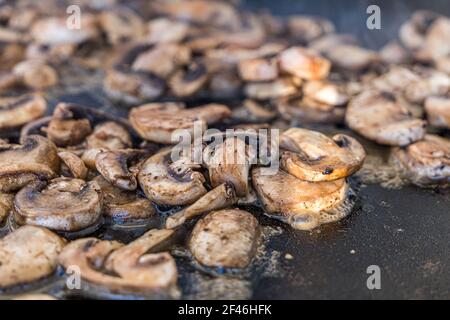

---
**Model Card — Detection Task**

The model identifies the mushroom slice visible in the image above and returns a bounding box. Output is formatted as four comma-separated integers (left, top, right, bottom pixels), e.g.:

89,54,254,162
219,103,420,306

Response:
0,135,59,192
13,59,58,90
169,61,208,97
58,229,178,298
403,70,450,104
147,18,188,44
99,7,145,45
238,57,278,82
276,96,345,124
425,96,450,129
252,168,351,230
326,45,378,72
303,80,349,106
189,209,259,269
0,193,13,225
346,90,426,146
12,294,57,300
0,94,47,132
138,149,207,206
0,226,65,288
58,151,88,180
399,10,439,51
166,183,237,229
287,15,334,43
278,47,331,80
129,102,206,144
391,134,450,187
93,176,155,222
279,128,365,181
204,137,256,196
13,177,102,232
232,99,277,123
244,77,299,100
205,42,286,65
190,103,231,125
379,41,411,65
96,149,146,191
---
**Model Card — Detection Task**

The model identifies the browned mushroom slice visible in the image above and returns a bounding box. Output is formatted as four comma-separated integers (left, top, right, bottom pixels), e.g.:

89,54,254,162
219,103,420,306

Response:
13,177,102,232
215,13,266,49
403,70,450,104
252,168,351,230
309,33,357,54
169,61,208,97
326,45,378,71
0,94,47,132
399,10,439,51
0,226,65,288
0,193,13,225
96,149,146,191
93,176,155,222
0,72,20,93
391,134,450,187
99,8,145,45
424,96,450,129
244,77,299,100
278,47,330,80
0,135,59,192
435,55,450,74
138,149,207,206
415,17,450,61
276,96,345,124
58,229,179,298
238,57,278,81
232,99,277,123
166,183,237,229
58,151,88,180
279,128,365,182
147,18,188,44
189,209,259,269
346,90,426,146
379,41,411,65
205,42,286,65
129,102,208,144
303,80,349,106
204,137,256,196
83,121,133,169
13,59,58,89
132,43,191,78
31,15,99,46
191,103,231,124
287,15,334,43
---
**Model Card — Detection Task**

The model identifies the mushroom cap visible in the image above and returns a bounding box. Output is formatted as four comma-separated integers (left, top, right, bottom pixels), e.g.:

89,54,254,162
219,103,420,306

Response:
252,167,350,230
138,149,207,206
0,135,60,192
13,177,102,231
346,90,426,146
391,134,450,187
0,94,47,131
189,209,259,268
0,225,65,288
279,128,366,181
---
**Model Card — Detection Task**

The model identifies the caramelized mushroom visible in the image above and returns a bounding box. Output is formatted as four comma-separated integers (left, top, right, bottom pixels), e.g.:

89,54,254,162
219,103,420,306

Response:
189,209,259,268
147,18,188,44
13,59,58,89
237,57,278,81
278,47,330,80
244,77,299,100
169,61,208,97
0,94,47,132
252,168,351,230
303,80,349,106
279,128,366,181
0,226,65,288
138,149,207,206
58,151,88,180
0,193,13,225
99,7,145,45
424,96,450,129
13,177,102,232
391,134,450,187
346,90,426,146
0,135,59,192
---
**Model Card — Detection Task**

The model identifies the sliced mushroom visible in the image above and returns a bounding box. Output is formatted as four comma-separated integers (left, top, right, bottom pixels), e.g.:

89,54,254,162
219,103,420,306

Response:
12,294,57,300
99,7,145,45
346,90,426,146
146,18,188,44
58,151,88,180
303,80,349,106
0,193,13,225
279,128,365,181
166,183,237,229
278,47,331,80
399,10,439,51
129,102,204,144
403,69,450,104
204,137,256,196
252,168,351,230
309,33,357,55
391,134,450,187
232,99,277,123
189,209,259,268
244,77,299,100
379,41,411,65
237,57,278,81
424,96,450,129
0,135,59,192
13,177,102,232
58,229,178,298
326,45,378,72
0,225,65,288
205,42,285,65
415,17,450,62
138,149,207,206
13,59,58,89
0,94,47,132
96,149,146,191
287,15,334,43
169,61,208,97
93,176,155,222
